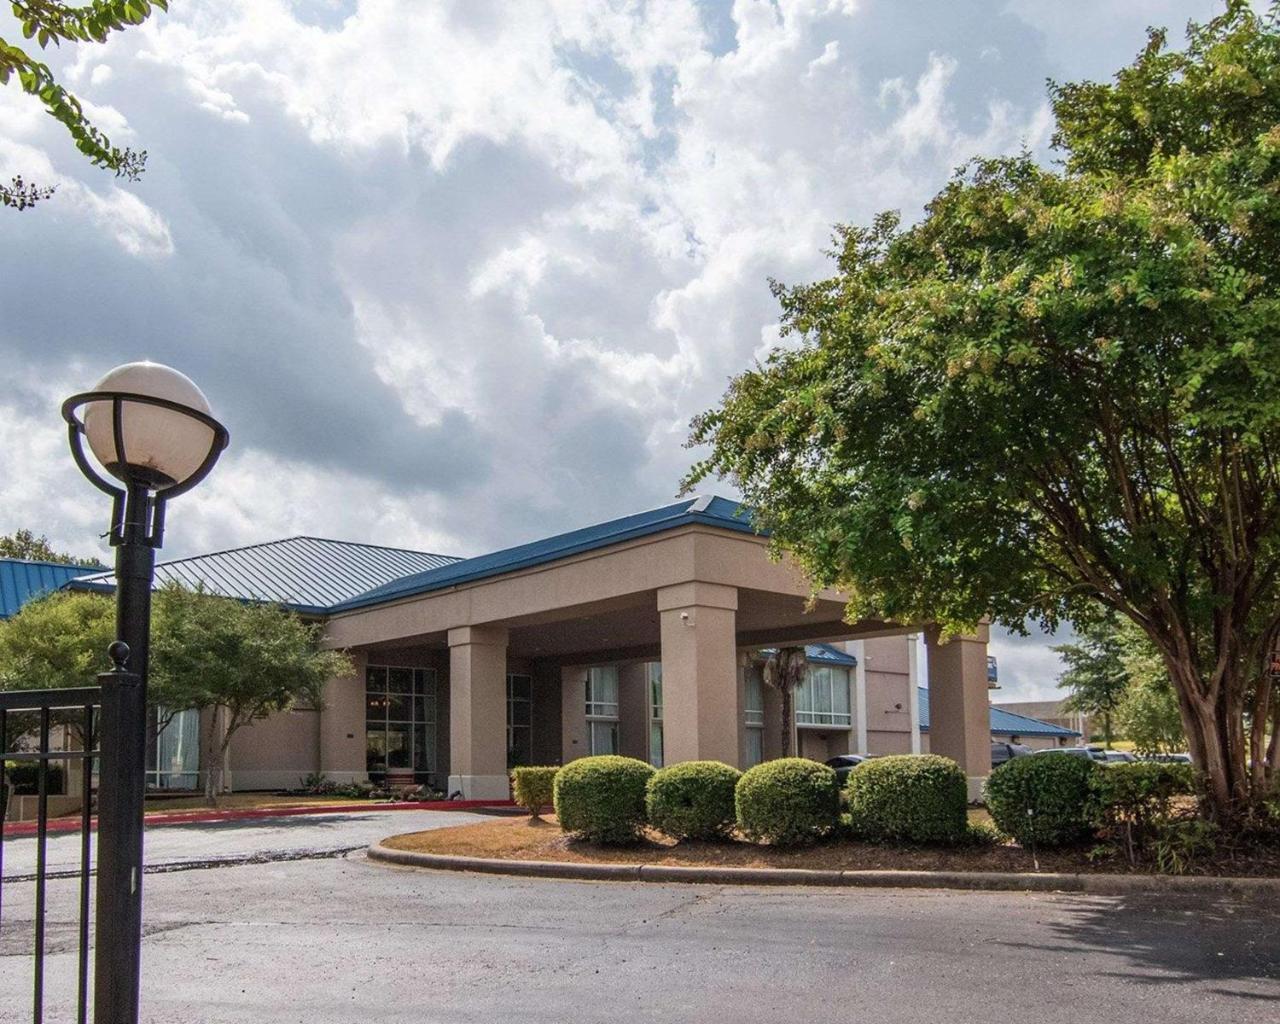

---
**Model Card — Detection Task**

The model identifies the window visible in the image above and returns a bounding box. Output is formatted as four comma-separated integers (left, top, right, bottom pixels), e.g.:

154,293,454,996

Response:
148,707,200,790
585,666,619,755
744,665,765,767
794,665,852,727
366,665,437,783
647,662,663,768
507,674,533,769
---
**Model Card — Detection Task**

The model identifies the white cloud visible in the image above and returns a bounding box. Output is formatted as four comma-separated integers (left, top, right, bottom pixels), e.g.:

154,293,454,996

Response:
0,0,1221,679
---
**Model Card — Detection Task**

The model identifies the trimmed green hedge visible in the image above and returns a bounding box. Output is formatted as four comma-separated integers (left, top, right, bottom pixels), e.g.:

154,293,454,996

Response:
735,758,839,846
4,761,64,796
510,766,559,818
553,755,654,844
846,754,969,845
646,760,741,841
1089,761,1195,861
985,753,1096,847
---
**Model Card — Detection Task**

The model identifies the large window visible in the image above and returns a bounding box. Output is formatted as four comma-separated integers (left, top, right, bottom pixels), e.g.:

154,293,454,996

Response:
147,707,200,790
647,662,663,768
366,665,437,783
585,666,619,755
744,666,765,767
795,665,852,727
507,673,533,768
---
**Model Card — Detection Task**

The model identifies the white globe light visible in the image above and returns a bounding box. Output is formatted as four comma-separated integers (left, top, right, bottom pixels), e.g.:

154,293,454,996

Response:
82,362,219,489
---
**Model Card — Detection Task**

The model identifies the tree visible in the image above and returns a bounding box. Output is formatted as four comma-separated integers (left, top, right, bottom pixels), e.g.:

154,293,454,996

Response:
1054,620,1128,749
761,646,807,756
685,3,1280,820
1117,674,1187,756
0,585,353,803
0,528,101,566
1,1,168,210
151,585,352,803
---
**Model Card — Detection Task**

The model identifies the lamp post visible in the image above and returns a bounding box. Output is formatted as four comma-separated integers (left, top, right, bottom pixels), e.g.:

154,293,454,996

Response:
62,362,228,1024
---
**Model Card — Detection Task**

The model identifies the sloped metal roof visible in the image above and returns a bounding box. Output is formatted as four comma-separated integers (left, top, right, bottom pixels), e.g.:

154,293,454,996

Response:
334,495,760,613
918,687,1079,738
70,537,460,614
0,558,108,618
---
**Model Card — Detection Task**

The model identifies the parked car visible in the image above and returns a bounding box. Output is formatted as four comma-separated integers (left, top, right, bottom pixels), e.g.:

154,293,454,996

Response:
1100,750,1137,763
824,754,869,785
1033,746,1108,762
991,742,1031,768
1145,752,1192,763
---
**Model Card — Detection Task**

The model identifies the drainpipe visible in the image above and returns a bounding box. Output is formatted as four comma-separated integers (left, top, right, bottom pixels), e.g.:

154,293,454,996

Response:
851,640,869,756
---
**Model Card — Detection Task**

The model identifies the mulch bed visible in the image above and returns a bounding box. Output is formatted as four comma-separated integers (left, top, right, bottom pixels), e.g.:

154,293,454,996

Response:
381,815,1280,877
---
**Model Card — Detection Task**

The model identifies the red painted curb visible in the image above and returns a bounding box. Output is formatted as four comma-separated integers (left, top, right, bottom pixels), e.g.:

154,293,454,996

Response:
2,799,513,838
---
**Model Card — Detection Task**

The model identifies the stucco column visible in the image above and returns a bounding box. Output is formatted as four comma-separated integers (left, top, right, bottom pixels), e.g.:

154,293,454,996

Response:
447,625,509,800
319,649,367,784
924,624,990,801
850,640,869,756
657,582,739,766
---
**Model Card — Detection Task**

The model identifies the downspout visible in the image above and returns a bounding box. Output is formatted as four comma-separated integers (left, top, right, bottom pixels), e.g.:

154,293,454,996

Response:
908,634,922,754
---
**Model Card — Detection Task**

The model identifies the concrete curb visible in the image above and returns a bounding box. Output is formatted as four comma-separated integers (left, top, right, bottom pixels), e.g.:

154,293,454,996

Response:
366,843,1280,897
3,799,514,838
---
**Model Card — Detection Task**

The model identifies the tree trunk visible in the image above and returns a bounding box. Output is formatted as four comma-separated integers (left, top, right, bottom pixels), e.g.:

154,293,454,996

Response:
781,688,793,757
1103,713,1112,750
1166,659,1248,822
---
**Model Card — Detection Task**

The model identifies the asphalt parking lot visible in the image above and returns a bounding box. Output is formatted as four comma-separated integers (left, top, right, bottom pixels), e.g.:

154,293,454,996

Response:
2,810,1277,1023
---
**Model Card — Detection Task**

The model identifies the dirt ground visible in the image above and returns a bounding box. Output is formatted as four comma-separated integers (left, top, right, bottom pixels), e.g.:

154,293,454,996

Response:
380,814,1280,876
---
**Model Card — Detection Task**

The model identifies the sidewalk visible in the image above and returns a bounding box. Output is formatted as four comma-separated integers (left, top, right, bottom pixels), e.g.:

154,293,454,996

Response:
2,798,513,837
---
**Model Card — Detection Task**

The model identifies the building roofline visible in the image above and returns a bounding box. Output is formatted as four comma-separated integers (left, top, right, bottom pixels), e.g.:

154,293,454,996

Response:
330,495,759,614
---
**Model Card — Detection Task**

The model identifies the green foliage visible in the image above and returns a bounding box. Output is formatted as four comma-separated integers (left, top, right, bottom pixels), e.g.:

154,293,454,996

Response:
845,754,969,845
684,2,1280,814
1054,618,1129,748
4,759,64,795
1151,819,1220,874
985,753,1097,848
1116,676,1187,756
0,528,100,566
645,760,741,841
0,589,115,691
510,766,559,818
1089,761,1196,864
553,755,654,844
734,757,839,846
0,1,168,209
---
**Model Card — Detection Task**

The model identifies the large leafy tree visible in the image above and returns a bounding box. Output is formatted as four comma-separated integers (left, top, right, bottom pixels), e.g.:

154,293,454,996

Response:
1,1,167,210
152,585,352,803
686,3,1280,819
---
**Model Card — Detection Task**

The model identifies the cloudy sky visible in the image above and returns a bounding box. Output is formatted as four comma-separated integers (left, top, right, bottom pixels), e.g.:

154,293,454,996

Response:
0,0,1224,699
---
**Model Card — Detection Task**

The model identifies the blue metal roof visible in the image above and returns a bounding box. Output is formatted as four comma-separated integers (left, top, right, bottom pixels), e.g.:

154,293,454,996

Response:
69,537,460,614
333,495,760,613
0,558,107,618
917,687,1079,738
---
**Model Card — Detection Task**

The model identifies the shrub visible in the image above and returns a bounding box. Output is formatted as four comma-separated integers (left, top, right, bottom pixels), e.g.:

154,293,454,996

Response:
985,753,1096,848
846,754,969,845
4,760,64,796
646,761,741,841
553,755,654,844
1089,761,1195,865
511,766,559,818
735,758,839,846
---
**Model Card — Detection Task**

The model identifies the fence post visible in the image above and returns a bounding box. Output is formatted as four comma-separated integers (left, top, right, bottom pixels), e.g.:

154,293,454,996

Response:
94,641,145,1024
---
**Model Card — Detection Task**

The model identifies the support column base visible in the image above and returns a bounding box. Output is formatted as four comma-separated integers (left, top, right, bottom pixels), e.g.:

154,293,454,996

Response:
967,776,987,804
447,774,510,801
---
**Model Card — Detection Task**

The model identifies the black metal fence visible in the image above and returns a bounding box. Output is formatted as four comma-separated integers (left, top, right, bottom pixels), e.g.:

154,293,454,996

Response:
1,686,100,1024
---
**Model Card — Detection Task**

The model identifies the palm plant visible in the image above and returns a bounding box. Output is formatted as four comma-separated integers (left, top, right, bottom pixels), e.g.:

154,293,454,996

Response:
762,646,808,756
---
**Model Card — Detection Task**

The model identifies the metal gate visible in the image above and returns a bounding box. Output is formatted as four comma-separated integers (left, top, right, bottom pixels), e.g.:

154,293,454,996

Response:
1,654,141,1024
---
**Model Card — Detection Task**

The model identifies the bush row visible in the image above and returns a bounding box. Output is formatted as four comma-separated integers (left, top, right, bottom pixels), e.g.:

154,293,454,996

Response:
528,752,972,847
985,754,1196,848
526,753,1199,852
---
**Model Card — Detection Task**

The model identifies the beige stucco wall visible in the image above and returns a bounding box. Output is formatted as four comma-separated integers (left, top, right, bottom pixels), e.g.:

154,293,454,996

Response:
226,707,320,791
